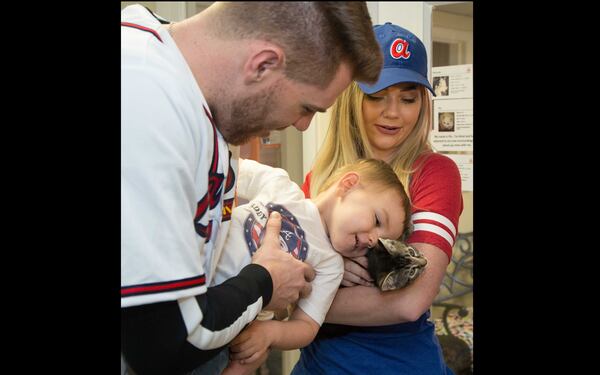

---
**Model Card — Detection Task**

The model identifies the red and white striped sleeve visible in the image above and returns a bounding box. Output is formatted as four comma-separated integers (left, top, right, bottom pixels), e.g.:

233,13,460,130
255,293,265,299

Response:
407,153,464,261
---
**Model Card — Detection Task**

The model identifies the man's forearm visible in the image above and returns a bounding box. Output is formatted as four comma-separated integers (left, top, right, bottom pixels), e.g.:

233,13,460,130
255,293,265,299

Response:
122,264,273,374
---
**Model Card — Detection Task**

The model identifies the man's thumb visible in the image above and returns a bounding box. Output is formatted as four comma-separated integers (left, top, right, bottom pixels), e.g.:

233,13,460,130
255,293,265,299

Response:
262,211,282,248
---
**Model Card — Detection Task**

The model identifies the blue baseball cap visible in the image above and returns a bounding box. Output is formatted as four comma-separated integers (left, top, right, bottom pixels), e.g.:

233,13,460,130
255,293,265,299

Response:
358,23,435,96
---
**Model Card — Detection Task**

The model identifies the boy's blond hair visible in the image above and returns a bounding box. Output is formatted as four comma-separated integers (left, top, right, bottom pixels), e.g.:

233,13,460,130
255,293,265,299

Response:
319,158,412,240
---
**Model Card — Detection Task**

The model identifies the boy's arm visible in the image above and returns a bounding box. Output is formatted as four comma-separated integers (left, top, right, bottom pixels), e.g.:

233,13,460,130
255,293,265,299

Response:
273,307,320,350
229,307,319,363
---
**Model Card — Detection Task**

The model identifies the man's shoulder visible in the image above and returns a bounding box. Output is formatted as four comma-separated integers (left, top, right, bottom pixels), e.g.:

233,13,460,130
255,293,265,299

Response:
122,4,163,29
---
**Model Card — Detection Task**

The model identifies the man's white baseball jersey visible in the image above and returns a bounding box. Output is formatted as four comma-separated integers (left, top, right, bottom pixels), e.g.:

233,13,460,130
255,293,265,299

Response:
121,6,274,373
121,4,237,308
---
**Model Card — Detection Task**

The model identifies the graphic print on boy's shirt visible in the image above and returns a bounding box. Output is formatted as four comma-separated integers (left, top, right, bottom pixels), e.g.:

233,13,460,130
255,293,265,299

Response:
244,202,309,261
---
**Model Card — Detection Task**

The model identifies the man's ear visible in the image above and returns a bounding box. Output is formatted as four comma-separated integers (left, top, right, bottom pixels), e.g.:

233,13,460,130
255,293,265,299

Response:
243,44,284,84
336,172,360,196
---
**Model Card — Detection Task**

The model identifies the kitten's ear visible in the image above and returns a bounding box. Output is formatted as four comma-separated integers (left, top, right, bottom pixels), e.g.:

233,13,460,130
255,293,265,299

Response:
381,267,425,291
380,238,409,256
379,238,395,255
380,272,397,291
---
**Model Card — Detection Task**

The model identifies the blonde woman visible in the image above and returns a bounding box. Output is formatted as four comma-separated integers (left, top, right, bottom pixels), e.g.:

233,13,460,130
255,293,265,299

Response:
294,23,464,374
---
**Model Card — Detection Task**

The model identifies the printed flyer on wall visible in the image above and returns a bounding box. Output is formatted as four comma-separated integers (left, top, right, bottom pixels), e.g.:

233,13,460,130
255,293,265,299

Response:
431,98,473,152
447,153,473,192
431,64,473,99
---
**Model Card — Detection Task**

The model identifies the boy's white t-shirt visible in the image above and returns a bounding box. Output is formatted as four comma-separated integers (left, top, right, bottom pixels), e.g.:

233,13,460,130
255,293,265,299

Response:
214,159,344,326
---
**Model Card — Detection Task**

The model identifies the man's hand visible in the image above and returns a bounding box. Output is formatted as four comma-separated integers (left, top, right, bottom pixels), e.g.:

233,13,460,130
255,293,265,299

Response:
252,212,315,310
340,255,374,287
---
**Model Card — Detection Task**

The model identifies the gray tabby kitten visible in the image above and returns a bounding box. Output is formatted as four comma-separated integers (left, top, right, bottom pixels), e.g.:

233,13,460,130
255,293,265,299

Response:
367,238,427,291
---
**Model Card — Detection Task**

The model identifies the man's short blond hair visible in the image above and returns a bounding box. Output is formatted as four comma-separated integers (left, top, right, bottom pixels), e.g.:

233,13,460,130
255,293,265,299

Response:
212,2,382,87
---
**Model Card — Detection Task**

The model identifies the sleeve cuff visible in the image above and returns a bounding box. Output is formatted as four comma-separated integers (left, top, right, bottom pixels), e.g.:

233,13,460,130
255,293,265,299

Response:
238,263,273,308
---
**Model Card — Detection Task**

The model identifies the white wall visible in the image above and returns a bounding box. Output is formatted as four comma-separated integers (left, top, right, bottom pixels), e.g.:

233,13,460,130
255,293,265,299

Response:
155,1,187,21
432,10,473,65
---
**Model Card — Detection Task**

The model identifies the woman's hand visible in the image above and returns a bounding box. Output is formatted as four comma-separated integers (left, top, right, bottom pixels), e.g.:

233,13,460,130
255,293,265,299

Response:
340,256,375,287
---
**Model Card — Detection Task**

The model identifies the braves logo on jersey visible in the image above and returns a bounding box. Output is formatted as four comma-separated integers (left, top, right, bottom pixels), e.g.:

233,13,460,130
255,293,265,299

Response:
194,106,227,241
244,202,309,261
221,151,236,222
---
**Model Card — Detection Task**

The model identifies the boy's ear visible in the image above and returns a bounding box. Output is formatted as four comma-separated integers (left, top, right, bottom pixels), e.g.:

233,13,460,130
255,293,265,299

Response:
337,172,360,196
243,44,285,84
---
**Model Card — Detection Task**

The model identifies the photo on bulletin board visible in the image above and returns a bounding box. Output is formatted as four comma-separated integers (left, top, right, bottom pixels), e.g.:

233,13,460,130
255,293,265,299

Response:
433,75,449,97
438,112,455,132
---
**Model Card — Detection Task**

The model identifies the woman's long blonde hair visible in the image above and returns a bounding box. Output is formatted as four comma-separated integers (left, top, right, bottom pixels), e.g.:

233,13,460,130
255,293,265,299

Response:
309,82,433,198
